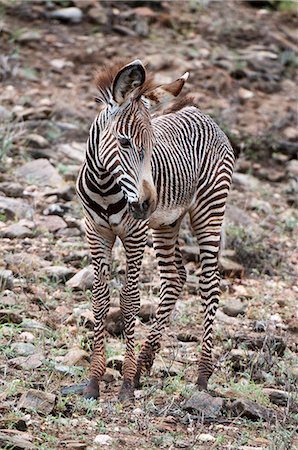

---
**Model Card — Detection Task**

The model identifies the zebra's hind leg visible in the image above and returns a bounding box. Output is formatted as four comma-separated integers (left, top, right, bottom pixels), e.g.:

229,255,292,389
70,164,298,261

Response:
134,226,185,387
190,213,224,391
84,223,115,400
118,228,148,402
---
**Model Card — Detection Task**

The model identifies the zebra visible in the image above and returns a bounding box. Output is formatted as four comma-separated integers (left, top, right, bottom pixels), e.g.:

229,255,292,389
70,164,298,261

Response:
76,59,235,401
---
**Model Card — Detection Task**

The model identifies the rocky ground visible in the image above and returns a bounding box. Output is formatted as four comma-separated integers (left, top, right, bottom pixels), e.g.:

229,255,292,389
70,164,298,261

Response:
0,1,297,449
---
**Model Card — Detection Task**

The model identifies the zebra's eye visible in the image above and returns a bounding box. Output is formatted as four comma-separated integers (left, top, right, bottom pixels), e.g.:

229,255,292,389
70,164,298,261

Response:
139,147,145,161
118,137,130,148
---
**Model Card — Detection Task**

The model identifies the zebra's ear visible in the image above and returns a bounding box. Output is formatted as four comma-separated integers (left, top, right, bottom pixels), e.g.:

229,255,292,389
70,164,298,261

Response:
144,72,189,110
112,60,146,105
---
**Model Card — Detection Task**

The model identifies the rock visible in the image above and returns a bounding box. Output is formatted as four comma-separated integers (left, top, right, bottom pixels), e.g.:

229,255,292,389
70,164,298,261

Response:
219,257,244,277
0,430,36,449
27,133,49,148
0,290,17,306
253,320,267,332
15,159,65,189
61,382,88,396
4,253,48,277
19,331,35,342
21,319,51,336
222,299,246,317
0,223,33,238
66,266,94,291
105,307,124,337
0,196,33,220
138,302,156,322
289,366,298,381
9,353,45,370
62,348,89,366
198,433,216,442
181,245,200,262
257,168,285,182
283,127,298,142
102,368,120,383
43,203,70,217
37,215,67,233
0,182,24,197
249,199,273,215
225,205,256,229
106,355,124,374
229,399,277,422
155,360,184,377
58,142,85,163
0,105,11,120
11,342,36,357
93,434,113,446
238,87,254,100
232,173,259,191
287,159,298,178
49,7,83,23
0,309,22,324
0,269,14,291
40,266,76,282
262,388,290,407
182,391,223,418
234,333,286,356
87,4,108,24
50,58,74,71
16,30,42,43
17,389,56,415
216,309,240,325
176,332,199,342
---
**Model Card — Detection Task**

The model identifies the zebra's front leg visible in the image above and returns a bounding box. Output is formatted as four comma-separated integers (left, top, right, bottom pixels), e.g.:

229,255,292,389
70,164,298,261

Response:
118,228,148,402
135,226,184,387
84,225,115,399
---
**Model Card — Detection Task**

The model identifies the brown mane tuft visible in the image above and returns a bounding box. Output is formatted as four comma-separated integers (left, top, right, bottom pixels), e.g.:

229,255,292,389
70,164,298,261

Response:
94,58,130,93
163,96,198,115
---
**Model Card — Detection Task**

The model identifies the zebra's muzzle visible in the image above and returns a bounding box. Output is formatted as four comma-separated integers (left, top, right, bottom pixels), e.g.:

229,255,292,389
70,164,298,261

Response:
129,200,150,221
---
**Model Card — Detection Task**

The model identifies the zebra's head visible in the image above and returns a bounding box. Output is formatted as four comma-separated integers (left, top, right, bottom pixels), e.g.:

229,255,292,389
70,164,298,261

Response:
96,59,188,220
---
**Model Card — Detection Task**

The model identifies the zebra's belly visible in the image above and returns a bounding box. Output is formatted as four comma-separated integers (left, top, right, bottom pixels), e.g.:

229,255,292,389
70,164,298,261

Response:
148,206,188,229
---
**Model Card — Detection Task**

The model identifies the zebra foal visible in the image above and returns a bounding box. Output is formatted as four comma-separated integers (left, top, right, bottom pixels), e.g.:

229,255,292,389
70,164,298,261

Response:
77,59,235,401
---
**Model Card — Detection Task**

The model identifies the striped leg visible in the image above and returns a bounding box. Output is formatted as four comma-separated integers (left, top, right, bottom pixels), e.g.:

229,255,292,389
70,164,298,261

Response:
190,183,229,390
84,222,115,399
118,227,148,402
135,225,185,385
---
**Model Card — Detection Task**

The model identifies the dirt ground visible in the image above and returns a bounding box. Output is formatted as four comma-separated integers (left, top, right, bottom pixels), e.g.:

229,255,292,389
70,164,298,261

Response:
0,1,297,449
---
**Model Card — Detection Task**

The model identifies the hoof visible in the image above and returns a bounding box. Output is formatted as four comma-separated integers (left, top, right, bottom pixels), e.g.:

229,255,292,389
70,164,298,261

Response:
118,380,135,404
83,377,100,400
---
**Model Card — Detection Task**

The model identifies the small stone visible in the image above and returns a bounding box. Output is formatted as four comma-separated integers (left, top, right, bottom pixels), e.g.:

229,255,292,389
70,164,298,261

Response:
43,203,70,217
50,59,74,71
19,332,35,342
21,319,51,336
62,348,89,366
0,182,24,197
106,307,124,337
238,87,254,100
183,391,223,418
283,127,298,142
0,223,33,239
15,159,66,189
87,4,108,24
219,257,244,277
0,290,17,306
176,332,199,342
290,366,298,381
0,196,33,220
61,382,88,396
222,299,246,317
262,388,291,407
155,360,184,377
40,266,76,282
0,105,11,120
230,399,278,422
138,302,156,322
27,133,49,148
11,342,36,356
181,245,200,262
102,368,119,383
66,266,94,291
93,434,113,446
198,433,216,442
37,215,67,233
49,7,83,23
216,309,240,325
254,320,266,332
232,173,259,191
0,269,14,291
58,142,85,163
0,309,22,324
249,199,273,215
287,159,298,178
16,30,42,43
9,353,45,370
17,389,56,415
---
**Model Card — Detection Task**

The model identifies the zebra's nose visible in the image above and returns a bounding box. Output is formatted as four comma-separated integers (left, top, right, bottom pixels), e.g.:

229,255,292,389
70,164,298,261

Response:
129,200,150,220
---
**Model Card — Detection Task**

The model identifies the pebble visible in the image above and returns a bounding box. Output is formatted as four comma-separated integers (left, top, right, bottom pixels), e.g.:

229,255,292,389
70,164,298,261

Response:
40,266,76,282
0,182,24,197
198,433,216,442
66,266,94,291
93,434,113,446
0,196,34,220
222,299,246,317
0,223,33,239
238,87,254,100
0,269,14,291
18,390,56,415
183,391,223,418
11,342,36,356
49,7,83,23
232,172,259,191
286,159,298,178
